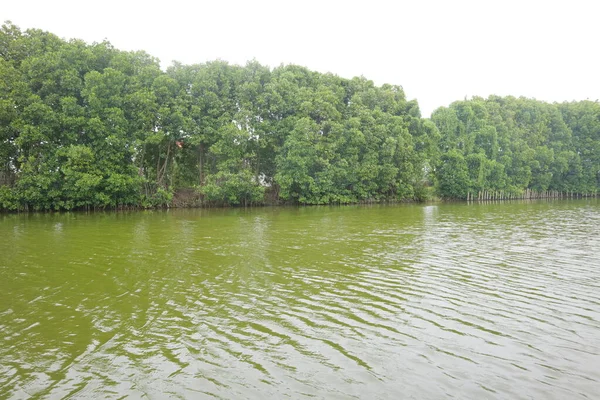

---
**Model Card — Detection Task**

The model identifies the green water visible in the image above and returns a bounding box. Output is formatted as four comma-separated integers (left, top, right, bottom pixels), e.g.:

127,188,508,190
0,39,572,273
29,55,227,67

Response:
1,200,600,399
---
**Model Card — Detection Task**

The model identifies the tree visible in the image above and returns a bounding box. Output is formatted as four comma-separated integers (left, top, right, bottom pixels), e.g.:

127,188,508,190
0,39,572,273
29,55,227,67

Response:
437,150,469,199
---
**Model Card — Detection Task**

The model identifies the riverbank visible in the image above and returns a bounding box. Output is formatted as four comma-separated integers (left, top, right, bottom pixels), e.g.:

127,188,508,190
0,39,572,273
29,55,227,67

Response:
2,189,599,213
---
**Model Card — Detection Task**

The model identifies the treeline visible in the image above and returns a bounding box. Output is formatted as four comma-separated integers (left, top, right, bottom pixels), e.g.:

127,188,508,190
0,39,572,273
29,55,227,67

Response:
433,96,600,199
0,22,598,211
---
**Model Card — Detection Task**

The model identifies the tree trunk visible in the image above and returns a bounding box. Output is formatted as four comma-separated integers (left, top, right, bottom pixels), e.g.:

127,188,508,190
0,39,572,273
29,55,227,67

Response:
198,143,204,186
158,141,172,188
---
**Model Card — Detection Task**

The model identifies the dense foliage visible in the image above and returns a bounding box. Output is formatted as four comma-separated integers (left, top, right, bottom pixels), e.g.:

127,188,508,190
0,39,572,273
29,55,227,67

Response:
0,22,598,210
432,96,600,199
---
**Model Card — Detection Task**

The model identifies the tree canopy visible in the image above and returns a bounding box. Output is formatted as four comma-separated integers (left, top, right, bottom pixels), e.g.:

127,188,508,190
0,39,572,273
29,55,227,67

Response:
0,22,598,211
431,96,600,199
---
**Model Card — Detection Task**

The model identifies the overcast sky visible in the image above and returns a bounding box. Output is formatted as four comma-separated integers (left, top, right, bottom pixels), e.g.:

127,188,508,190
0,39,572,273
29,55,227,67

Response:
3,0,599,116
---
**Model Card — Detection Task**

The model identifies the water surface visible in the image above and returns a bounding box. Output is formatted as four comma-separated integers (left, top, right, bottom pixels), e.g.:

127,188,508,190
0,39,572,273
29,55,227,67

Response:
1,200,599,399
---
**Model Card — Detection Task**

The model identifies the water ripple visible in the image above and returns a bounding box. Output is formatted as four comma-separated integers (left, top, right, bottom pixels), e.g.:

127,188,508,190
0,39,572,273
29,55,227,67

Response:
1,201,599,399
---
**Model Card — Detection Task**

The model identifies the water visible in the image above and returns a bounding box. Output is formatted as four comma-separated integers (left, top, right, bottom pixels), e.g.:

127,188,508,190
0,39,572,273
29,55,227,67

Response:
1,200,599,399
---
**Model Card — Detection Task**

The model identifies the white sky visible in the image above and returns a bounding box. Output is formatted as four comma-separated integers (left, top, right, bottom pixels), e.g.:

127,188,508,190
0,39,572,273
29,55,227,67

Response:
2,0,599,117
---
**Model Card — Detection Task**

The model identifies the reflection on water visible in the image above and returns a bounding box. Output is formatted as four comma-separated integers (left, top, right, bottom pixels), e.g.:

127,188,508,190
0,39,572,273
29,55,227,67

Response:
1,200,600,399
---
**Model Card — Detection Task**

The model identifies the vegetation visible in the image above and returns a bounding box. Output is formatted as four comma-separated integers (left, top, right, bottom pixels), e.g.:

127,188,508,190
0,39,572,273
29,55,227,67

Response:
432,96,600,199
0,22,598,211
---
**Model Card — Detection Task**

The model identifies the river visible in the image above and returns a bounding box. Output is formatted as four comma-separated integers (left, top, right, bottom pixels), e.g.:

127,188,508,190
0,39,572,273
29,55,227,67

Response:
1,200,599,399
